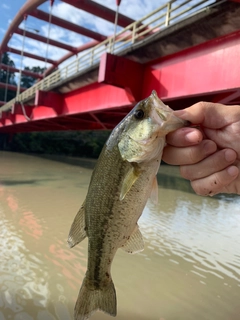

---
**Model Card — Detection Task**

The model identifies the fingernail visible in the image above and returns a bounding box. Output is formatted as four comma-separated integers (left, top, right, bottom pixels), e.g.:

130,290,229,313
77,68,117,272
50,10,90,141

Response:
227,166,239,177
203,140,216,155
185,130,201,143
224,149,236,162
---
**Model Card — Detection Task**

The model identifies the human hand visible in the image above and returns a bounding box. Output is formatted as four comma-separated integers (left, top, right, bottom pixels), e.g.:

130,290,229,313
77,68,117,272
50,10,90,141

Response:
162,102,240,196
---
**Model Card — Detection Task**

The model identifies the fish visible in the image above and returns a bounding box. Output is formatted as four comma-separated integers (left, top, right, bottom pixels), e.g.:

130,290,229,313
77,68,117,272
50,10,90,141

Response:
68,90,188,320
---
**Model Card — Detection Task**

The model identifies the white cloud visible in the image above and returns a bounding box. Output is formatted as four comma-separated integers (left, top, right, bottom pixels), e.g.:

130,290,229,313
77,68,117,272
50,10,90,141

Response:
2,4,10,10
52,3,85,25
41,24,66,41
52,2,115,37
41,24,86,47
93,0,163,20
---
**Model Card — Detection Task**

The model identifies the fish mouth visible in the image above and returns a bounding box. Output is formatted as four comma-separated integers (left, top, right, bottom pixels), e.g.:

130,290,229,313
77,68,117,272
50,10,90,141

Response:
149,91,190,132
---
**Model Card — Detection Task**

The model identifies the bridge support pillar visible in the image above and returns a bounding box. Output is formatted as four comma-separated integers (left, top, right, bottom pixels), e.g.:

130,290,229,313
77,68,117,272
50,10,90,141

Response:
98,53,144,101
35,90,63,113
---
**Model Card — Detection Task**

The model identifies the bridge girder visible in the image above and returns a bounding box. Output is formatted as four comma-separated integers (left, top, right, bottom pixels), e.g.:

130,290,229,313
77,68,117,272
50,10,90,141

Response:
1,26,240,133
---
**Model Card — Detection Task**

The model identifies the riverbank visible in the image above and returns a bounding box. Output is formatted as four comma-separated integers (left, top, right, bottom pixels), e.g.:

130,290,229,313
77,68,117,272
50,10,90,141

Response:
0,130,110,158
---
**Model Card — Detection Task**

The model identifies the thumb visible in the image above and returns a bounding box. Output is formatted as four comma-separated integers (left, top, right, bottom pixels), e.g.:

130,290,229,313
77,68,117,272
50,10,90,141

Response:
174,102,239,129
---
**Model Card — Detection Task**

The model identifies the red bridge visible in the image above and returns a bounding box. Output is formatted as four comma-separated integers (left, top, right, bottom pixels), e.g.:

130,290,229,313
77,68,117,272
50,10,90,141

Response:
0,0,240,133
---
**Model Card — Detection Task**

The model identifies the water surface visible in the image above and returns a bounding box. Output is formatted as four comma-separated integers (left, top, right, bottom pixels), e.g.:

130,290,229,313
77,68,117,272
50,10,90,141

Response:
0,151,239,320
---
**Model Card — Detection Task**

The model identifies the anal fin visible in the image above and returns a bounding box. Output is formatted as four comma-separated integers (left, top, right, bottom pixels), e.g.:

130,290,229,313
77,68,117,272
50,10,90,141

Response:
121,225,144,254
68,200,87,248
150,176,158,204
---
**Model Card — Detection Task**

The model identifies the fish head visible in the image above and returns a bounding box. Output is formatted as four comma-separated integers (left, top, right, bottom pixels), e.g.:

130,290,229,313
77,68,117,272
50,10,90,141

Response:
118,90,188,163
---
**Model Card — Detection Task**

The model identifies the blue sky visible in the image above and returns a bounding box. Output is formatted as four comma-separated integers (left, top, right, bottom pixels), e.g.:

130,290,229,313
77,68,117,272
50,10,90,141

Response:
0,0,215,71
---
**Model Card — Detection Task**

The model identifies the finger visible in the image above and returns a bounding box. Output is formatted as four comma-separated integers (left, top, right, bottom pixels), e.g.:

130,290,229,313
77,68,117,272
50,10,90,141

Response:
180,149,237,180
203,127,238,150
166,127,203,147
190,166,239,196
174,102,240,128
162,140,217,165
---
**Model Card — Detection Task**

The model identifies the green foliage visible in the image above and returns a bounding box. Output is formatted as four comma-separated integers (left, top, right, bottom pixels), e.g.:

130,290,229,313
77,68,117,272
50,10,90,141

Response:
0,53,46,102
0,52,17,102
2,131,111,158
21,66,46,88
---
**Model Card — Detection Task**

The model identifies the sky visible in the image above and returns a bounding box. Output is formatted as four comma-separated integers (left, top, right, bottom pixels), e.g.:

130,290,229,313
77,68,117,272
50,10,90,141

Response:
0,0,215,72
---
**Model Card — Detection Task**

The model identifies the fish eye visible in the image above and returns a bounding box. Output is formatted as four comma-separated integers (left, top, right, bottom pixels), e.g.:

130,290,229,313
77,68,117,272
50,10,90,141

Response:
134,109,145,120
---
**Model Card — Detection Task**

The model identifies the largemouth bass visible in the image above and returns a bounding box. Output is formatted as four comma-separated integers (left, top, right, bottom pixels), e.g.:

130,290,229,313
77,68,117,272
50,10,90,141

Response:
68,90,188,320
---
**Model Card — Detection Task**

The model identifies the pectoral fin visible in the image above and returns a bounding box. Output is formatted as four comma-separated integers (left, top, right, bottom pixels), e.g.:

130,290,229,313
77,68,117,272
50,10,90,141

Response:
120,166,140,201
150,176,158,204
68,200,87,248
121,225,144,254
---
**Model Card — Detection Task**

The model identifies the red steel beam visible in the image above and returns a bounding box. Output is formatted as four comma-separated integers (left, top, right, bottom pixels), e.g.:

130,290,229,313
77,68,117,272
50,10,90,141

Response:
142,29,240,100
98,53,144,101
0,0,46,53
62,83,133,114
0,117,110,132
0,63,43,79
29,8,107,42
215,89,240,104
0,82,25,92
15,28,77,53
0,83,133,132
62,0,135,27
7,47,57,65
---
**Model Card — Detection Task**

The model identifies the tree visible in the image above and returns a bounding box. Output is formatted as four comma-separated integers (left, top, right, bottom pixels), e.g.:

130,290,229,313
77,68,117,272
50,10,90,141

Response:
21,66,46,88
0,52,17,102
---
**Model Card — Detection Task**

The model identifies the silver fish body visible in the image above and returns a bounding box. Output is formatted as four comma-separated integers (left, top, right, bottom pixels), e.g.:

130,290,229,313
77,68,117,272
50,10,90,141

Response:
68,91,187,320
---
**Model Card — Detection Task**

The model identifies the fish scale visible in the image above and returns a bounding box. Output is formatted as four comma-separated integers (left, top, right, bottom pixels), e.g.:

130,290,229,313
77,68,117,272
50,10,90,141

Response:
67,90,188,320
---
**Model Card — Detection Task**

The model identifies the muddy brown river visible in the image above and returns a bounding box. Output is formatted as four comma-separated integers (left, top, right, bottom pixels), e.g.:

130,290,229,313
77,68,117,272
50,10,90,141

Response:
0,151,239,320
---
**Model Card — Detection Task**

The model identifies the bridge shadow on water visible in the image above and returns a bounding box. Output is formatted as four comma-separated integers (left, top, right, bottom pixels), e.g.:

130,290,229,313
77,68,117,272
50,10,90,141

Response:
0,179,54,186
36,154,193,194
0,178,56,186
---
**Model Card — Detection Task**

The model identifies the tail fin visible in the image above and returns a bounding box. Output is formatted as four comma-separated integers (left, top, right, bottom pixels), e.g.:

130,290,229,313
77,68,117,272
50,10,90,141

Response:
74,277,117,320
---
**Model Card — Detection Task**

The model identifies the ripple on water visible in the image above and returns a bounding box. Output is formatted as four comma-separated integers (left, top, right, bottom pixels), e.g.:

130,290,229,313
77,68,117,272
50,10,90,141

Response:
139,194,240,286
0,154,240,320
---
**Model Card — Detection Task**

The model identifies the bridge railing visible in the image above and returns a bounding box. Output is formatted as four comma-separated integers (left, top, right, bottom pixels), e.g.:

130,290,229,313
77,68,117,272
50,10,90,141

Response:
0,0,215,113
